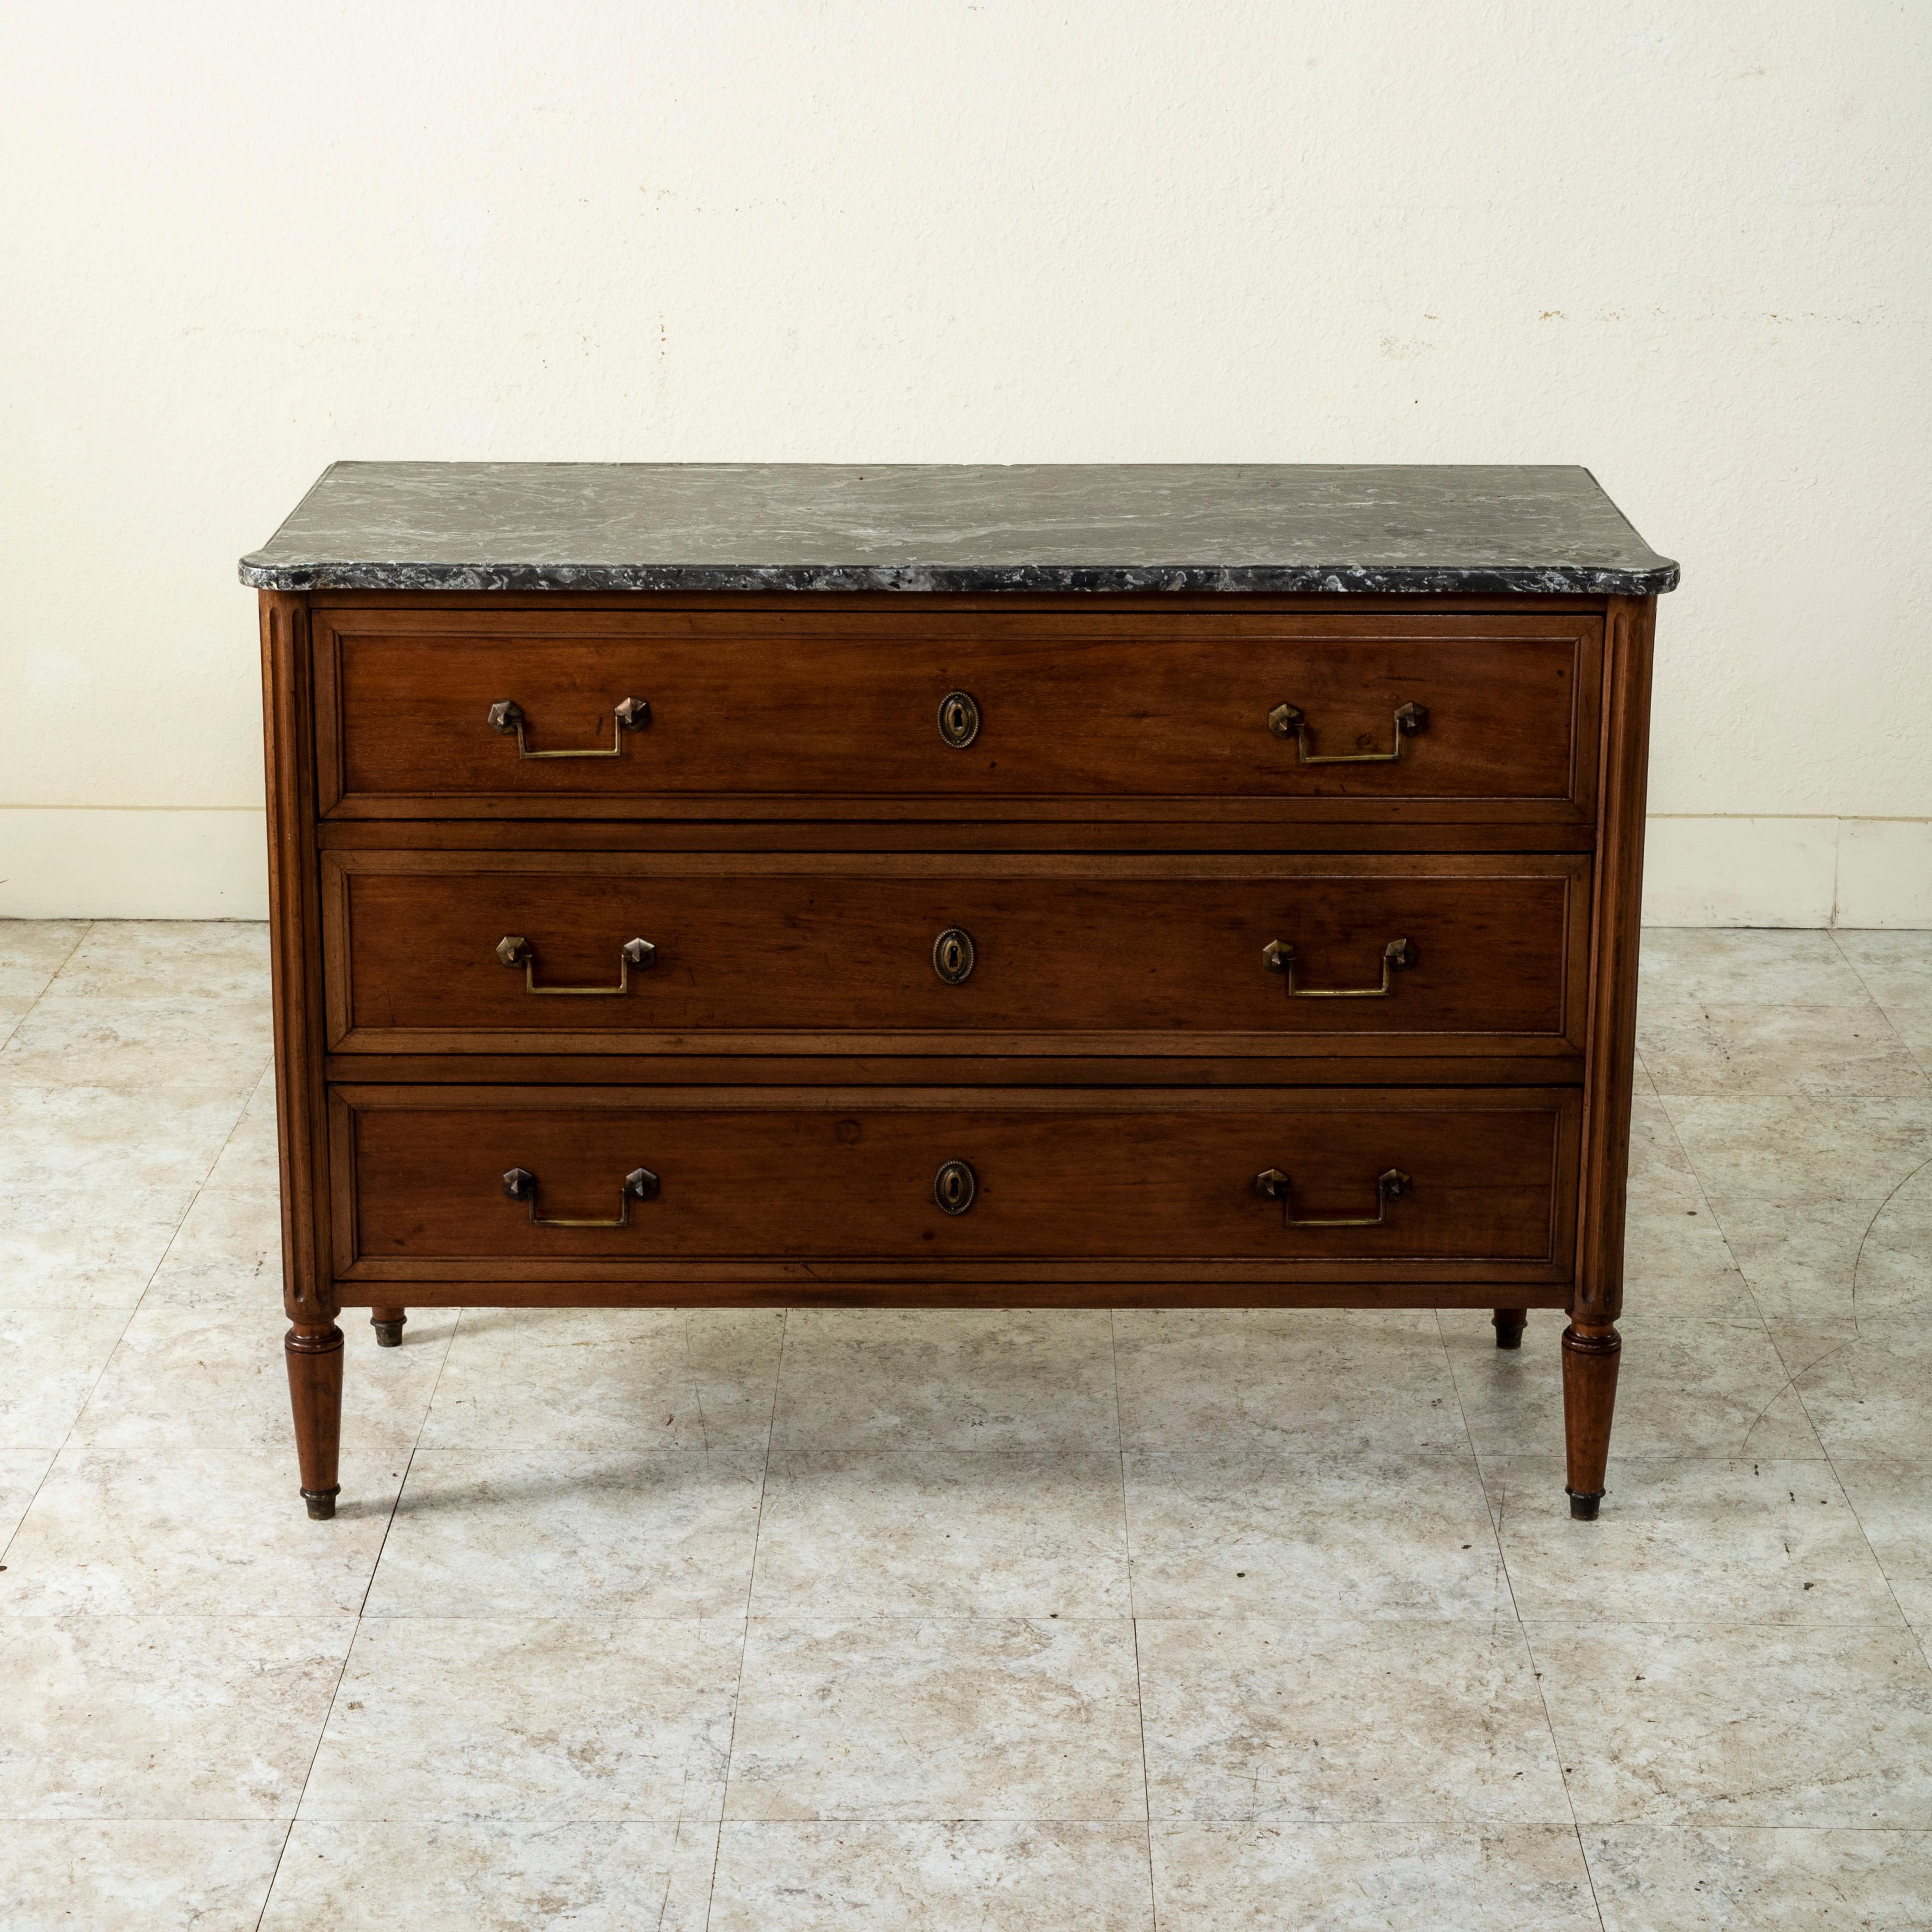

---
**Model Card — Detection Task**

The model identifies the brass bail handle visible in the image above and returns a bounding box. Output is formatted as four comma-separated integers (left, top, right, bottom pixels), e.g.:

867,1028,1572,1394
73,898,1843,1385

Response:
497,935,655,995
488,696,649,758
1263,937,1417,998
1255,1166,1411,1228
1268,700,1428,764
502,1165,658,1227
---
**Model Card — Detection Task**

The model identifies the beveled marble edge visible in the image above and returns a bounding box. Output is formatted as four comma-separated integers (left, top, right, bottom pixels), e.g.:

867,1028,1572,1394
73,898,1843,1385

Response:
238,558,1678,594
237,462,1678,595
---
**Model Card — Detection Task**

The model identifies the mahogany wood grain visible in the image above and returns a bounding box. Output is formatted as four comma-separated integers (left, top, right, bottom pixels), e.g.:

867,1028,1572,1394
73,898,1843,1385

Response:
284,1322,343,1518
261,594,338,1327
1562,1322,1622,1518
320,851,1588,1058
323,1051,1583,1089
1572,597,1655,1328
259,581,1653,1518
314,606,1601,823
330,1084,1578,1282
329,1281,1579,1311
320,819,1597,855
1559,593,1655,1512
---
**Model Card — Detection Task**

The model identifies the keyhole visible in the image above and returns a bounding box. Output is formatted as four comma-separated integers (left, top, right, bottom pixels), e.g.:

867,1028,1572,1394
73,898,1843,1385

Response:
934,1159,977,1215
932,927,976,984
937,691,981,748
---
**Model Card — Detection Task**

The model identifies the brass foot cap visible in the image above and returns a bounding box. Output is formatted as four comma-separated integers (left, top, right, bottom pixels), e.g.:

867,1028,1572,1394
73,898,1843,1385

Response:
371,1320,405,1348
1494,1327,1525,1350
301,1487,340,1521
1567,1489,1603,1522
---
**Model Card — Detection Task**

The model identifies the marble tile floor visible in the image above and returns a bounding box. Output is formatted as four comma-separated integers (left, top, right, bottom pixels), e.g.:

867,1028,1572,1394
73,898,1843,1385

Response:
1,919,1931,1929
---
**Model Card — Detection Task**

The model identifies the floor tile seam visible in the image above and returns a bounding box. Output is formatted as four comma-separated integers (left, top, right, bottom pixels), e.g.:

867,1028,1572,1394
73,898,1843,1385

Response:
1798,1352,1932,1669
1568,1821,1613,1932
0,1064,262,1567
1431,1307,1532,1628
224,1606,1932,1632
259,1194,428,1901
1582,1822,1932,1835
1644,1098,1760,1321
1842,1152,1932,1346
1754,1151,1932,1398
1110,1314,1158,1904
1422,1358,1583,1843
248,1819,300,1932
13,921,93,1019
1511,1616,1932,1644
1831,928,1927,1031
1109,1311,1144,1625
353,1308,462,1620
706,1307,789,1932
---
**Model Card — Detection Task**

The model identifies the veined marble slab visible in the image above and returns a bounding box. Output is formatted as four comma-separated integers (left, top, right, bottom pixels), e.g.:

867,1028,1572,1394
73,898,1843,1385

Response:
240,462,1678,594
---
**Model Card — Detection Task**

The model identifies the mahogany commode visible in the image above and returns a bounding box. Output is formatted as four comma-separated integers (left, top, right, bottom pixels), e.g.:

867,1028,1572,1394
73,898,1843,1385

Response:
243,462,1676,1520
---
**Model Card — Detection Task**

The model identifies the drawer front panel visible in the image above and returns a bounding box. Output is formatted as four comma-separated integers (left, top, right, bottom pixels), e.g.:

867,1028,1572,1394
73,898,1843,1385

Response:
323,853,1587,1056
315,607,1600,821
332,1086,1577,1280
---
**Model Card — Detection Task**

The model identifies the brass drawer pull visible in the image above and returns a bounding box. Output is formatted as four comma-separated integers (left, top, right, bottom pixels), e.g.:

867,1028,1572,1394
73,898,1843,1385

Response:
496,935,655,995
1255,1166,1411,1227
934,1158,977,1215
937,691,981,748
502,1165,658,1227
1268,700,1428,763
487,696,649,758
1263,936,1416,997
932,927,977,984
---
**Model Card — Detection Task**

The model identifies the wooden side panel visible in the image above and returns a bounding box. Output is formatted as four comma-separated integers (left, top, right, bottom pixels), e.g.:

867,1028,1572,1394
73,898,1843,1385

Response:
1572,595,1657,1325
260,590,336,1322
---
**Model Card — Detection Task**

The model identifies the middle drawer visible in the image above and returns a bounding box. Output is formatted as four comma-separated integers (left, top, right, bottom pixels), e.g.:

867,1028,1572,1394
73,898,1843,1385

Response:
322,851,1588,1058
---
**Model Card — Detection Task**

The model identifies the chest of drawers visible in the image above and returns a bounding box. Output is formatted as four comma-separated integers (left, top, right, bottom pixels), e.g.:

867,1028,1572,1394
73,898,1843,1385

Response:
245,463,1675,1521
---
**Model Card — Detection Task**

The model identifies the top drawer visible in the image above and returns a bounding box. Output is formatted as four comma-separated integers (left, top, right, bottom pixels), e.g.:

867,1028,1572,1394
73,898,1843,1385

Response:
312,604,1602,824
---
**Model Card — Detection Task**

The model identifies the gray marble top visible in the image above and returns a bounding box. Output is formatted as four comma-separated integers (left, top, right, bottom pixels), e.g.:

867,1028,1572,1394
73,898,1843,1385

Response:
239,463,1677,595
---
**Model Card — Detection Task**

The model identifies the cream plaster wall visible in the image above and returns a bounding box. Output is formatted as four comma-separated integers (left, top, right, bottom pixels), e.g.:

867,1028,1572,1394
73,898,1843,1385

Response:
2,2,1928,921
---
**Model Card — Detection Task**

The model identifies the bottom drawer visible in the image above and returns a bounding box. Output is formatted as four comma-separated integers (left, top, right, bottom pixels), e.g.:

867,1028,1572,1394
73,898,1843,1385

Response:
332,1086,1579,1287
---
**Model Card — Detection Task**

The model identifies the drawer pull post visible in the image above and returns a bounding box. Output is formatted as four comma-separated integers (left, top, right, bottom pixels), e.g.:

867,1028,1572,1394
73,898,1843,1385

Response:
1268,700,1428,762
933,1158,978,1215
1255,1166,1411,1227
936,691,982,749
932,927,977,984
487,696,649,757
1262,936,1417,997
495,934,656,994
502,1165,658,1227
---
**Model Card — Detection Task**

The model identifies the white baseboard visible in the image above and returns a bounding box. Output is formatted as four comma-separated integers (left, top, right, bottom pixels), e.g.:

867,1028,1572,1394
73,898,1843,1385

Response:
0,808,269,919
0,807,1926,928
1642,817,1932,928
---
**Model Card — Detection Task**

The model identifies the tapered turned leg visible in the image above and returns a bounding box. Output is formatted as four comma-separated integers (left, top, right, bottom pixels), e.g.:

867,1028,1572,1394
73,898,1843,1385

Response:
1561,1321,1621,1520
285,1322,344,1519
1491,1308,1528,1350
370,1306,407,1348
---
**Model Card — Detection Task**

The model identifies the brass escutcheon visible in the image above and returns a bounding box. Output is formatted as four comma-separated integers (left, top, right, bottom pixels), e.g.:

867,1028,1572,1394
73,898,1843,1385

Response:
932,927,977,984
933,1158,977,1215
937,691,981,748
